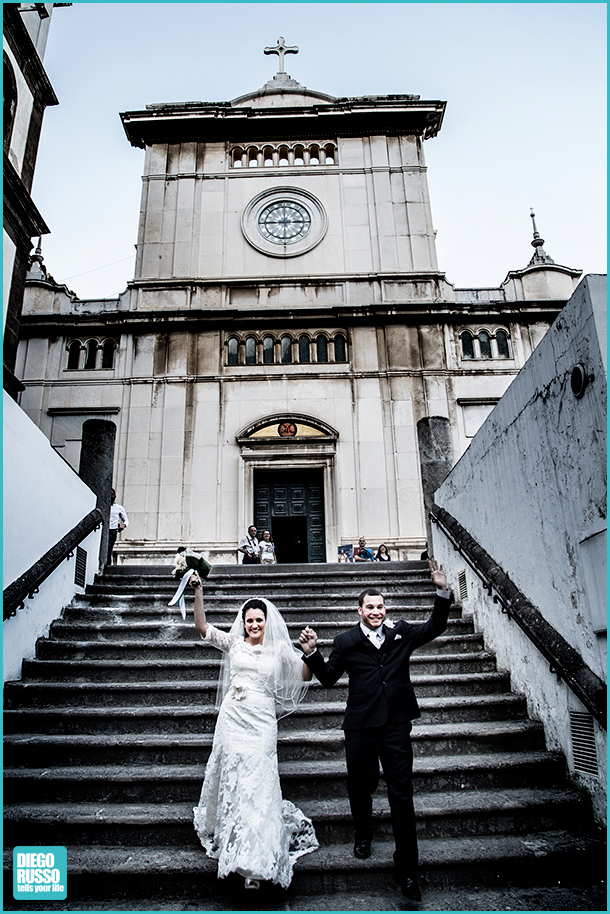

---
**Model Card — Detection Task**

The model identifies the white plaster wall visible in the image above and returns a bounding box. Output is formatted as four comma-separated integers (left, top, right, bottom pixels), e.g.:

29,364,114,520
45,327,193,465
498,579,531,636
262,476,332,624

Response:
3,392,101,683
431,274,607,822
434,275,606,678
429,536,607,824
3,392,99,584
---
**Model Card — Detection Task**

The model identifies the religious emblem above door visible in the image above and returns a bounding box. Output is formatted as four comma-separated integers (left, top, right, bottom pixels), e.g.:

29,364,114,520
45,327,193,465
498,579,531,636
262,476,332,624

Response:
236,414,338,447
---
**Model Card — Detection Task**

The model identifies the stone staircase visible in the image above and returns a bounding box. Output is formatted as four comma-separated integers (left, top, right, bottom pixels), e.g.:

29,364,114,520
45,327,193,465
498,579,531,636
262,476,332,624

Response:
3,561,605,910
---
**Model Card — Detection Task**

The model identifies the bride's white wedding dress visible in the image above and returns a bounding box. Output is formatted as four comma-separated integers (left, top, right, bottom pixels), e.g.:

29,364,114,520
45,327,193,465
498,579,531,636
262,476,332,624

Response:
193,624,318,888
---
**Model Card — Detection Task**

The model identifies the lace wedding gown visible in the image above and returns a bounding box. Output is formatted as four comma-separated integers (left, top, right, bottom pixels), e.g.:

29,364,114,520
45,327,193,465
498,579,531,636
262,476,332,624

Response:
193,624,318,887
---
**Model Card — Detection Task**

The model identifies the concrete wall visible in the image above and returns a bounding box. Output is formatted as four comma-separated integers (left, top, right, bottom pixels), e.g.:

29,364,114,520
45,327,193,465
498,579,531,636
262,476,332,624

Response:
432,274,607,822
3,392,101,683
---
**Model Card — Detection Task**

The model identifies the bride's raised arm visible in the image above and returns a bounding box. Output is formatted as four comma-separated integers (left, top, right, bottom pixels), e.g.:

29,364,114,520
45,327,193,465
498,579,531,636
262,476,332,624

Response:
189,573,207,636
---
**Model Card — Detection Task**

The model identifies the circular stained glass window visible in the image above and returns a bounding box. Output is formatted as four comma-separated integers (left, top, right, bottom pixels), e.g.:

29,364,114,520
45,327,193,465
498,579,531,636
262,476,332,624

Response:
258,201,311,244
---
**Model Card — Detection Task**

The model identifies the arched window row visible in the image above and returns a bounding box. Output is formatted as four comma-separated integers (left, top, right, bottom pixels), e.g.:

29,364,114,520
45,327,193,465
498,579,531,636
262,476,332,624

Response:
66,338,117,371
226,332,348,366
230,142,338,169
460,329,512,361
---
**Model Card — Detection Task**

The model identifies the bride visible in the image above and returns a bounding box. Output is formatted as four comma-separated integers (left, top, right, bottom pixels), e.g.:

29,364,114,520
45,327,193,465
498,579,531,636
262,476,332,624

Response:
188,573,318,889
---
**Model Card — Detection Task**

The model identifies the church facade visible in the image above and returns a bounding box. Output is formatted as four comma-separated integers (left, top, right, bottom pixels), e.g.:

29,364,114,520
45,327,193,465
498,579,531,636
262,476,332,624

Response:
18,46,581,564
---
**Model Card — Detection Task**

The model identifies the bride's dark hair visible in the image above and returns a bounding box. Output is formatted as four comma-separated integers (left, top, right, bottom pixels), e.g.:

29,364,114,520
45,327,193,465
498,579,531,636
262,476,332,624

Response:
242,599,268,619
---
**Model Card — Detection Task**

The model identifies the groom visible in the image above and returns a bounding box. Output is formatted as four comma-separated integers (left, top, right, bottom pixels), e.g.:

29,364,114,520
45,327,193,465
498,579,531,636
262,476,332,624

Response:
299,560,452,902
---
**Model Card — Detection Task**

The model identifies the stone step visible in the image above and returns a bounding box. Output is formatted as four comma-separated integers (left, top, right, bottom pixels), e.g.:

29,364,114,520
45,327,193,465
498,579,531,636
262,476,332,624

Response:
2,751,568,805
49,615,470,644
3,721,546,768
3,786,588,849
20,650,499,683
3,694,528,737
63,602,468,626
34,637,487,663
3,751,568,805
4,671,512,709
100,559,429,574
73,595,454,619
3,830,605,903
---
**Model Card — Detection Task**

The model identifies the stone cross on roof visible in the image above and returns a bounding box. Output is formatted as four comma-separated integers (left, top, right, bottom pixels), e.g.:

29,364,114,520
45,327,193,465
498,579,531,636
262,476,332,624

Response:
264,37,298,73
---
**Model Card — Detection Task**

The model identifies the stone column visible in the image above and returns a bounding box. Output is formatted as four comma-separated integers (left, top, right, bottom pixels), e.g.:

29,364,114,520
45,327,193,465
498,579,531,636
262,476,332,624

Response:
78,419,117,569
417,417,453,558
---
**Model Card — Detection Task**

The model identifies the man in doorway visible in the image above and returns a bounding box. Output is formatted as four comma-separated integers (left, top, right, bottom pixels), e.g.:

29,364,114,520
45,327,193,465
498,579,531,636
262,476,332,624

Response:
299,561,452,902
237,525,260,564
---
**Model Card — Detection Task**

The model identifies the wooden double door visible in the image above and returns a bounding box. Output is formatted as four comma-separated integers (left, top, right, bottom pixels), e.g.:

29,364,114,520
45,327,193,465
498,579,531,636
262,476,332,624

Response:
253,470,326,564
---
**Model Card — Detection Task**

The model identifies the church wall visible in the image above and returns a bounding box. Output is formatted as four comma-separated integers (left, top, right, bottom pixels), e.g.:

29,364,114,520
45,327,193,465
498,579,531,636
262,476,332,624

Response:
133,132,437,284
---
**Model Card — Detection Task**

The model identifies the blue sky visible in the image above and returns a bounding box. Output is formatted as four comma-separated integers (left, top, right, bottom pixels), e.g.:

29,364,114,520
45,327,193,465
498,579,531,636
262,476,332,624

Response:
32,2,606,298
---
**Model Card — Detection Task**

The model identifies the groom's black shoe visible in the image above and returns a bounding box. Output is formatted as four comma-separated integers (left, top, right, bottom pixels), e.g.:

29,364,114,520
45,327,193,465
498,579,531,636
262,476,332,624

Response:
400,877,422,902
353,838,372,859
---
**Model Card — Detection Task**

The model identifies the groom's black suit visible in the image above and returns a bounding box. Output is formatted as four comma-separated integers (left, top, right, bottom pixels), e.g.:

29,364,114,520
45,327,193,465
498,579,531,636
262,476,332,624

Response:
304,592,452,879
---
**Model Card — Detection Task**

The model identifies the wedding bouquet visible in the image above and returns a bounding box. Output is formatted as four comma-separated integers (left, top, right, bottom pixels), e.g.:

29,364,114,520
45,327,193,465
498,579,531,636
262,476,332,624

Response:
169,548,211,619
171,548,212,581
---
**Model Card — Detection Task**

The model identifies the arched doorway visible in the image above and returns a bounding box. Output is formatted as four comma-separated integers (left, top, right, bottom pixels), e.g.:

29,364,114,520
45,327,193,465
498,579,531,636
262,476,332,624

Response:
236,414,338,564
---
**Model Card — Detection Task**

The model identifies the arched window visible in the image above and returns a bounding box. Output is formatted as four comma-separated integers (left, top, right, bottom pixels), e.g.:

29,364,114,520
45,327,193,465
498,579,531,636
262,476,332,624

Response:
478,330,492,359
84,340,98,370
496,330,510,358
324,143,336,165
293,144,305,166
309,144,320,165
247,146,258,168
460,331,474,360
67,340,81,370
227,337,238,365
316,335,328,363
245,336,256,365
101,339,116,369
281,335,292,364
299,335,310,363
278,145,289,166
262,146,274,167
263,335,274,364
231,147,243,168
3,54,17,150
334,335,347,363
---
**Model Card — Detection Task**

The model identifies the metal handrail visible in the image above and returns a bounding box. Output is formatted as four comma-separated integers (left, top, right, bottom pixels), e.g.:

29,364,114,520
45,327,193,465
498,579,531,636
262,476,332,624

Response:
3,508,104,621
430,503,606,730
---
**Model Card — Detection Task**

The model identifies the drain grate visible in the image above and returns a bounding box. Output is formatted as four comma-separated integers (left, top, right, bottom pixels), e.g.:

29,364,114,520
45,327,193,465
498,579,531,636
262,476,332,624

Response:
74,546,87,588
570,711,599,776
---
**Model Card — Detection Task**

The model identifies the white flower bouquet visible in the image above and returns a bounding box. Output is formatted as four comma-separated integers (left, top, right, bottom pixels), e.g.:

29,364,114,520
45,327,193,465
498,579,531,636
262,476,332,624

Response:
171,548,212,581
169,548,212,620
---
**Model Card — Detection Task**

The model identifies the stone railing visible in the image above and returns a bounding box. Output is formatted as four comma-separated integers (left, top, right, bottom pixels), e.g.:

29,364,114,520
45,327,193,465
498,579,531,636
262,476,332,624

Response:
3,508,104,621
430,503,606,730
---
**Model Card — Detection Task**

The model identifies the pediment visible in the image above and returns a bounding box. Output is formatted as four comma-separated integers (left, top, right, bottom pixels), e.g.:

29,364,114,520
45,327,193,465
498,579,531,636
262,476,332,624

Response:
236,414,338,443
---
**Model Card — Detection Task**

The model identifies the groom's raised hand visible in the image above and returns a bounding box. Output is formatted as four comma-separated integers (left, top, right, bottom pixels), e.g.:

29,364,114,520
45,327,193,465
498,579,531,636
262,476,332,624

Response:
299,626,318,655
428,559,448,591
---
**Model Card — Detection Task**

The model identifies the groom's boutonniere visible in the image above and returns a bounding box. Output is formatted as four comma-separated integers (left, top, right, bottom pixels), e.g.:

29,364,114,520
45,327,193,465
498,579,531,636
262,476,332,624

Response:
385,619,395,629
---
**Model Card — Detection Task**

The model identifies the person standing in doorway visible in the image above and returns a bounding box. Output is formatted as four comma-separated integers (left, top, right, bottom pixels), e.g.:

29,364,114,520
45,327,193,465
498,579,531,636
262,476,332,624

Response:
107,489,128,565
238,526,260,564
259,530,277,565
298,561,452,903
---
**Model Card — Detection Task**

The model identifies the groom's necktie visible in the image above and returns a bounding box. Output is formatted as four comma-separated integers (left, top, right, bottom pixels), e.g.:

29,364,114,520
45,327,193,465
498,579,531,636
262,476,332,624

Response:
367,628,385,649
